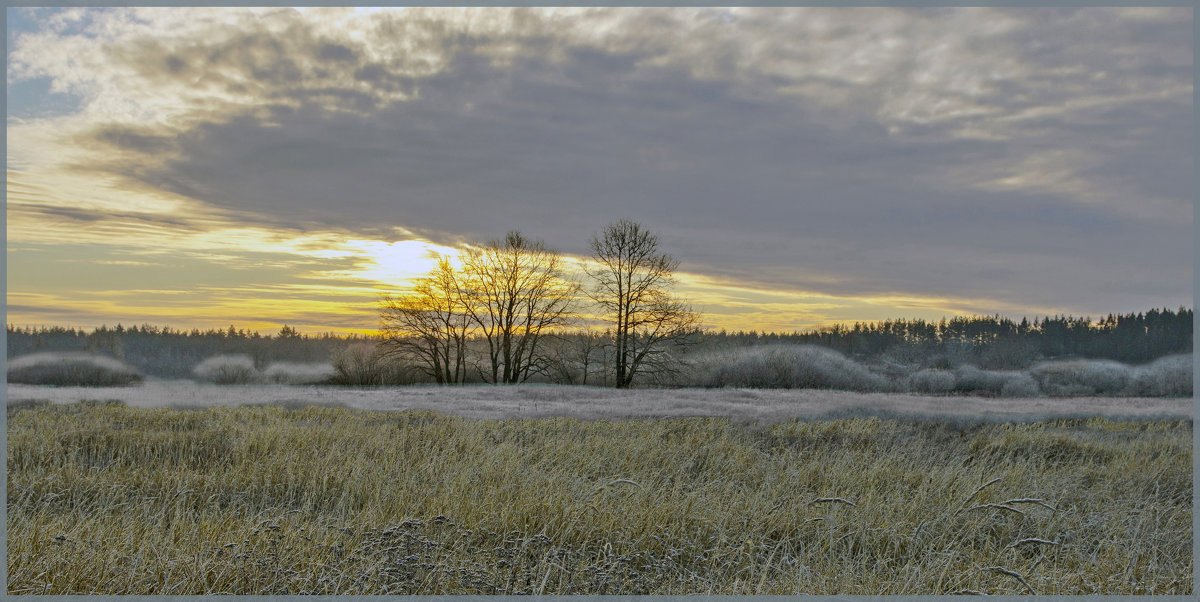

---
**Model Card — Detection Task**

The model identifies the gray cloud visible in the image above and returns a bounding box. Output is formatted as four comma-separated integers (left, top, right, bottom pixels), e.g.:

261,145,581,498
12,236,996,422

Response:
11,7,1193,318
90,125,179,155
10,203,199,231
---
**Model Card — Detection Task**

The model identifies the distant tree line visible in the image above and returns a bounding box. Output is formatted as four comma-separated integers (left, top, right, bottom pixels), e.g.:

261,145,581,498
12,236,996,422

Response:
8,306,1190,383
5,323,359,379
696,308,1193,368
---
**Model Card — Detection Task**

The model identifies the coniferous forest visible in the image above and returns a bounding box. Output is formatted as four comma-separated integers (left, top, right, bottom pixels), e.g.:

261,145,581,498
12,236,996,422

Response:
702,307,1194,367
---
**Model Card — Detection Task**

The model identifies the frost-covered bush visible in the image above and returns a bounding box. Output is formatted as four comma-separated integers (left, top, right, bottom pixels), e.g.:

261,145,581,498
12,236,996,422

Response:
1029,359,1131,396
695,345,890,392
7,352,143,386
1128,354,1192,397
193,354,262,385
952,365,1010,395
999,373,1041,398
262,362,337,385
331,343,387,386
951,365,1039,397
909,369,956,394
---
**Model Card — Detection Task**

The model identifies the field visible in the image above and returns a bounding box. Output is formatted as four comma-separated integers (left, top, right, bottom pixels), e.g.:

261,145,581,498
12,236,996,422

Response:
6,393,1193,595
4,381,1192,421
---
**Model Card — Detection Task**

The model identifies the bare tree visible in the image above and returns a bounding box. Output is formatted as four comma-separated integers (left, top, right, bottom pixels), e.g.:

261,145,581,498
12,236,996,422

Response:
585,219,700,388
459,231,577,384
379,257,471,384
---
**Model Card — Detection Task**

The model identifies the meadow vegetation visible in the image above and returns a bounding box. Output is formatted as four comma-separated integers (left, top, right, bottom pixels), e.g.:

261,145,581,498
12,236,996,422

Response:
5,352,143,386
679,345,1190,398
191,354,262,385
7,401,1191,595
261,362,338,386
192,355,336,386
1032,355,1193,398
8,305,1191,391
8,341,1191,400
688,345,890,392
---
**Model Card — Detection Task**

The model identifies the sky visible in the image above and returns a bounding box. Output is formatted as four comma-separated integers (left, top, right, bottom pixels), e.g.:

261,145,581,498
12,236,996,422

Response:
5,6,1194,335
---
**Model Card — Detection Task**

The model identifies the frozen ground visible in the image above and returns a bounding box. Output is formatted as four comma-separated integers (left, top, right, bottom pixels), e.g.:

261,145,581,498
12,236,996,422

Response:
5,381,1192,423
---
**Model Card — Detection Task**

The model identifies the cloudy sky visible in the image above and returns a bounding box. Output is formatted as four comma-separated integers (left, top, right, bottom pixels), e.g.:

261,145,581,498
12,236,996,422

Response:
6,6,1193,334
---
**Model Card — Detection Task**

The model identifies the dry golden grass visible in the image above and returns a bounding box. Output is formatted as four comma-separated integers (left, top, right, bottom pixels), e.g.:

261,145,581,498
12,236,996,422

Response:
6,399,1192,594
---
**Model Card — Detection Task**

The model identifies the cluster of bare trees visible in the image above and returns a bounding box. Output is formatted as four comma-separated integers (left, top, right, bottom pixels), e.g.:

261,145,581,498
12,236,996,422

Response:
379,220,699,387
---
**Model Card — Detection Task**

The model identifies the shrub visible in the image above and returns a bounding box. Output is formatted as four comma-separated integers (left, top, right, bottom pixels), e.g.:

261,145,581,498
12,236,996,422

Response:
262,362,338,385
7,352,143,386
1128,354,1192,397
192,355,262,385
694,345,891,392
1029,359,1131,396
952,365,1008,394
999,373,1041,398
908,369,955,394
871,355,919,381
330,343,387,386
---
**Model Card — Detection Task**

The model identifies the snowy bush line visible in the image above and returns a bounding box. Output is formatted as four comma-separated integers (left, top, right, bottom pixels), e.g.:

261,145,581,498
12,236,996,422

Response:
11,346,1190,397
263,362,339,385
689,345,891,392
1029,354,1192,397
686,345,1190,397
190,347,402,386
908,369,956,395
192,354,336,385
7,352,144,386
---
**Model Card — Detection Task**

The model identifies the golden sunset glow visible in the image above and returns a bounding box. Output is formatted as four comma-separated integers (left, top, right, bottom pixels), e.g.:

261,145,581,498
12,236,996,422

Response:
328,239,463,290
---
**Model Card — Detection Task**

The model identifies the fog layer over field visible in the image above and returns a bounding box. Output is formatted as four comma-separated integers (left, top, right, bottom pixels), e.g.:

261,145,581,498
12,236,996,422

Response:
6,382,1189,423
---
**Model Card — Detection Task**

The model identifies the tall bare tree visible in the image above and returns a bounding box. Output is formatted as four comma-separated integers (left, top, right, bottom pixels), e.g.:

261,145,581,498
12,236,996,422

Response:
459,231,577,384
379,257,471,384
586,219,700,388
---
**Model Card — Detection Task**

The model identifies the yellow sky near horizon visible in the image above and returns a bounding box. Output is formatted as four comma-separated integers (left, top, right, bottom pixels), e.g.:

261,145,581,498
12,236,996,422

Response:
5,221,1066,337
2,167,1094,337
6,162,1010,336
